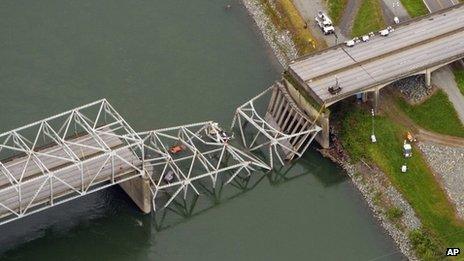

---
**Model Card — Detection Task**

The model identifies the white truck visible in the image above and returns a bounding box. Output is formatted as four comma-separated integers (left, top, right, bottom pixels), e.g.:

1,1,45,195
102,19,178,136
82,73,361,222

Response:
315,11,334,35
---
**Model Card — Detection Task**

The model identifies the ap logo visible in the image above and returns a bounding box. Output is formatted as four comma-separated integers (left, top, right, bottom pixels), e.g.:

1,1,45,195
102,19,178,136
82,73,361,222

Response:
446,248,460,256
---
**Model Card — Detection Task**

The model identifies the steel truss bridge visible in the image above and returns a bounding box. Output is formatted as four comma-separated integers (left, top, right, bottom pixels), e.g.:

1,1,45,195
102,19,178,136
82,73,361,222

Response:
0,85,321,225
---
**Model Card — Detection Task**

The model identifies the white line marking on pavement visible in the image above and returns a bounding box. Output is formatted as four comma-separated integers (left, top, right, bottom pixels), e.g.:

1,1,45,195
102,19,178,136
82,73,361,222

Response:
422,0,433,13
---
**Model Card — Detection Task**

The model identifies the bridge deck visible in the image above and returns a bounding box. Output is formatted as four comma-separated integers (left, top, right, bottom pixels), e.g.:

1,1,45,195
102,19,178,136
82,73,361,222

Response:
288,3,464,105
0,131,141,219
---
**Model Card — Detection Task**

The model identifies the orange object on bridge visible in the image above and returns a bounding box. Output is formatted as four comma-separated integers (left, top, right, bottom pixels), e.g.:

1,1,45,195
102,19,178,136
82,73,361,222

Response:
169,145,183,154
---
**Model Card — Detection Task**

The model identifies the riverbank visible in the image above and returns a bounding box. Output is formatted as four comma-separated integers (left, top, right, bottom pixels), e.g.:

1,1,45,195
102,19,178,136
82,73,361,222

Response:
319,138,421,260
241,0,298,66
240,0,418,259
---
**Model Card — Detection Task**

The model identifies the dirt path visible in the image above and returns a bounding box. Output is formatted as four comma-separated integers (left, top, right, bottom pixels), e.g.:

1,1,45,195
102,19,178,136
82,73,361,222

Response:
380,0,410,24
338,0,361,37
382,91,464,147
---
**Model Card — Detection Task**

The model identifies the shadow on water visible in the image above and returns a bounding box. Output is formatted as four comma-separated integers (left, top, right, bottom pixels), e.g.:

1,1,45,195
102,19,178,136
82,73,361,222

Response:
0,147,346,259
0,187,153,260
151,146,347,231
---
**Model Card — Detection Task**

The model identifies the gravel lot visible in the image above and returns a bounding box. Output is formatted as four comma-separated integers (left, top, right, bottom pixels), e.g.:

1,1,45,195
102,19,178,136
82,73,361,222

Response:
418,141,464,219
292,0,347,46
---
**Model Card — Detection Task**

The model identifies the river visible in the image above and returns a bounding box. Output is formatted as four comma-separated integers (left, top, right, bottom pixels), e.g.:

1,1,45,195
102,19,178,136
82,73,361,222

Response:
0,0,403,260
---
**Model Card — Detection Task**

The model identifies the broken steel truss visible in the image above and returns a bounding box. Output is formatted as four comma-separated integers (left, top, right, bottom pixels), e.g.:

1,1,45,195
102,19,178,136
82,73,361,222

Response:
231,84,322,169
0,83,322,225
137,122,270,212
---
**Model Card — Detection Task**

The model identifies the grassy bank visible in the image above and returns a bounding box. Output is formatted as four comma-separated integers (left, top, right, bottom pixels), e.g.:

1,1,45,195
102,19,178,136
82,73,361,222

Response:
326,0,347,25
263,0,321,55
454,68,464,96
400,0,429,17
395,90,464,138
351,0,386,37
339,105,464,259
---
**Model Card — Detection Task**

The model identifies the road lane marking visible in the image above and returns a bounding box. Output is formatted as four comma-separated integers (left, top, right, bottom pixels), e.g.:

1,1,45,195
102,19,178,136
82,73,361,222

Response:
422,0,433,12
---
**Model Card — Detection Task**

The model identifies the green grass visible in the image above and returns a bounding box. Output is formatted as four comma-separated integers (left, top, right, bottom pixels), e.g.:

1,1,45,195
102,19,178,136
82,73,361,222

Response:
339,105,464,258
258,0,319,55
395,90,464,138
351,0,386,37
454,68,464,96
386,206,403,222
326,0,347,25
408,229,443,260
400,0,429,18
275,0,320,54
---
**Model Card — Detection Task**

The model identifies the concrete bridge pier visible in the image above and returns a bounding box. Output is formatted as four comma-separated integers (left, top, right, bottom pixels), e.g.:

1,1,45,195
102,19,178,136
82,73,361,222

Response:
425,68,432,88
120,173,152,214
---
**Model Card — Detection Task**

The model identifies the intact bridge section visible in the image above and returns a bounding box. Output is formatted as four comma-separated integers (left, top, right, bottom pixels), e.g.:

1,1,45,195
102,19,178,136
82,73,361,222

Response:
288,3,464,108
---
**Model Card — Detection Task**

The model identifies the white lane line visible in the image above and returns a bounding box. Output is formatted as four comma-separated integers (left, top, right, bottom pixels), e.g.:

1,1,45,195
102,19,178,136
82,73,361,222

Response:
422,0,433,13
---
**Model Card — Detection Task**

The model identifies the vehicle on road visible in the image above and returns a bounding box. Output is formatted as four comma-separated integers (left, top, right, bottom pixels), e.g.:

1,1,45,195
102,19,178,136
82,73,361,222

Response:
379,26,395,36
345,40,355,47
315,11,334,35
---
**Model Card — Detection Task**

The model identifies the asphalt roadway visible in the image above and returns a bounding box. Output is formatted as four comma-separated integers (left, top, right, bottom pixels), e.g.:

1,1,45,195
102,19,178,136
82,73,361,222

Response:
423,0,456,12
289,4,464,105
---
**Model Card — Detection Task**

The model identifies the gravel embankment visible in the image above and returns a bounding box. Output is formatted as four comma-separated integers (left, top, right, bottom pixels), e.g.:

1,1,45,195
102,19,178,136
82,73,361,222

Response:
241,0,298,66
338,160,420,261
390,75,432,104
418,141,464,219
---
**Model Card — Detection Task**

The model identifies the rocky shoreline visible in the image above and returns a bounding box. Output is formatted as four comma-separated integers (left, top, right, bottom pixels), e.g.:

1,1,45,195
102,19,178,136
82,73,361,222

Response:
240,0,420,259
240,0,298,66
320,146,420,261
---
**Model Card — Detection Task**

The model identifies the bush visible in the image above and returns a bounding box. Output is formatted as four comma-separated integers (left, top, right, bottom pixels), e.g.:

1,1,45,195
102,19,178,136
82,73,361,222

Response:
408,229,443,261
386,206,403,222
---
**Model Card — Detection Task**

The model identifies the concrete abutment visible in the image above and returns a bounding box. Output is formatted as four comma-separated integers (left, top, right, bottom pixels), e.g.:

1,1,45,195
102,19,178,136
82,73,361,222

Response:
282,79,330,149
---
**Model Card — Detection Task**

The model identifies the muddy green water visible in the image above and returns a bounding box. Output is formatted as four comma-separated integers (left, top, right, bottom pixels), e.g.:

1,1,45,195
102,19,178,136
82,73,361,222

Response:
0,0,403,260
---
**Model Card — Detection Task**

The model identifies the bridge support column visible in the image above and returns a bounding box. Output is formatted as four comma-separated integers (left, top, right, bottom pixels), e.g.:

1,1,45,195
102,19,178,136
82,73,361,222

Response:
318,111,330,149
120,175,152,214
425,68,432,88
373,87,380,114
362,92,368,103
